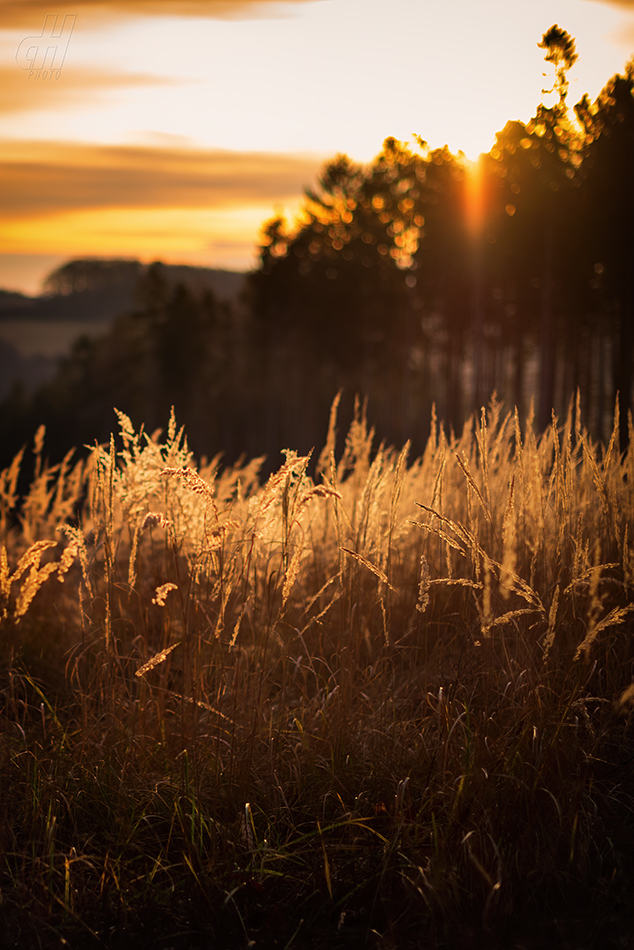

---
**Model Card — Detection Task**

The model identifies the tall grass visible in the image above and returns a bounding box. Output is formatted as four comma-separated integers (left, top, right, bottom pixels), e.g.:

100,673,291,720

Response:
1,394,634,948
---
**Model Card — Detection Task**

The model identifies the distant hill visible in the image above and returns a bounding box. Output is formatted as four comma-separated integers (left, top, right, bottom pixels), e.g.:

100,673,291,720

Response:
0,290,36,312
0,259,247,324
0,258,247,398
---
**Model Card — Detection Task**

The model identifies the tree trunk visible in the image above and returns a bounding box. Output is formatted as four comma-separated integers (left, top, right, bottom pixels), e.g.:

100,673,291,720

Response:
539,222,555,431
616,242,634,452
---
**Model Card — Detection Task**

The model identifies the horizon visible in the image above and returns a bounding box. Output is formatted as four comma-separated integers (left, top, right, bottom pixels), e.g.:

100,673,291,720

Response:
0,255,251,300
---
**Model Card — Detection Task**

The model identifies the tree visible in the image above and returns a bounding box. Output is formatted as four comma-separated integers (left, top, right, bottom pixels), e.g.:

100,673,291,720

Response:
245,142,430,449
538,24,578,106
532,26,581,428
575,62,634,448
43,258,141,296
0,267,241,468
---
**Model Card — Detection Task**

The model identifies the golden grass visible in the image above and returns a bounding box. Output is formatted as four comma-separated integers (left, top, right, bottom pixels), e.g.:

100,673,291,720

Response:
1,393,633,948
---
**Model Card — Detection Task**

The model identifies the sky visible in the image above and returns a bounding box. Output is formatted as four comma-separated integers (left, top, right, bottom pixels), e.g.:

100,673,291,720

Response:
1,0,633,295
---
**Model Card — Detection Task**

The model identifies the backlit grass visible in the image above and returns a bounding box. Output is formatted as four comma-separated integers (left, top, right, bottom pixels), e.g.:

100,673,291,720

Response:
1,394,634,948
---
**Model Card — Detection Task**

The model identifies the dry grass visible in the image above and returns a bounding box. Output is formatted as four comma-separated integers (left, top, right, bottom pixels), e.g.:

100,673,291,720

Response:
1,394,634,949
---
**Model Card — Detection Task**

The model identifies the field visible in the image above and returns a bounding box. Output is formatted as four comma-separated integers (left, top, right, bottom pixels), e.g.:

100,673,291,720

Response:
1,394,634,949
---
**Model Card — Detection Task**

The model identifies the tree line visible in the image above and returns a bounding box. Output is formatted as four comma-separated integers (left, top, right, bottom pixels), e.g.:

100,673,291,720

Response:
1,26,632,471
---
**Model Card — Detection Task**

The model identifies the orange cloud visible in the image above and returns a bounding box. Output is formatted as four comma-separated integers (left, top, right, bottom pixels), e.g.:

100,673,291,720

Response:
0,139,323,218
0,140,323,266
0,66,185,116
1,0,320,29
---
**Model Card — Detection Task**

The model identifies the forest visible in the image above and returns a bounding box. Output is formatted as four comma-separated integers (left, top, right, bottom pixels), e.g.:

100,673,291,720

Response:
1,27,633,471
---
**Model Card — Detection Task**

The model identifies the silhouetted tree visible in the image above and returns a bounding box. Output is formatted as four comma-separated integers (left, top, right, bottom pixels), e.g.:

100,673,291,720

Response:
246,142,429,449
43,258,141,296
576,62,634,448
0,267,241,467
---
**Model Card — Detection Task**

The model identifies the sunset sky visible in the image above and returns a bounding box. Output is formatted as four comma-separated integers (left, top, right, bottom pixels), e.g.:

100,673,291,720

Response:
1,0,633,295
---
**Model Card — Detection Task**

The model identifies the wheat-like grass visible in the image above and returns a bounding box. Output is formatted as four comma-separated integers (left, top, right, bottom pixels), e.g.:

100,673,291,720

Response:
1,396,633,949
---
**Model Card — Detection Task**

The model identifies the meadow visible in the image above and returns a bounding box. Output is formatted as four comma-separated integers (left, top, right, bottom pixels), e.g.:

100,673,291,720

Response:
1,393,634,949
